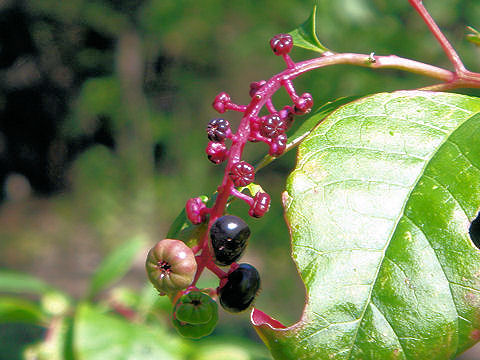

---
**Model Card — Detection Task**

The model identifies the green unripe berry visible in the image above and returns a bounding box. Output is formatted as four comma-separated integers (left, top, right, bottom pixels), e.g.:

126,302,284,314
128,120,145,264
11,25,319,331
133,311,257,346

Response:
172,295,218,339
174,291,217,325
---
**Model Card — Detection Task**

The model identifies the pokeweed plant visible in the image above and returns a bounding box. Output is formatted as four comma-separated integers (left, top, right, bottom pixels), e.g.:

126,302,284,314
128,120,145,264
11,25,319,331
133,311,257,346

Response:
145,0,480,359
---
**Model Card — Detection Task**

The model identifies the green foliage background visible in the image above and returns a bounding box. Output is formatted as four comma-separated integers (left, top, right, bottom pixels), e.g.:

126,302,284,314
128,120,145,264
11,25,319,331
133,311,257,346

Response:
0,0,480,359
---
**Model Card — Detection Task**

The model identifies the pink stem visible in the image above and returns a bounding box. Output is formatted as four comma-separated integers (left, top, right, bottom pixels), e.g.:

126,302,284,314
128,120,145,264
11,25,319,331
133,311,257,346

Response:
231,187,255,206
408,0,467,73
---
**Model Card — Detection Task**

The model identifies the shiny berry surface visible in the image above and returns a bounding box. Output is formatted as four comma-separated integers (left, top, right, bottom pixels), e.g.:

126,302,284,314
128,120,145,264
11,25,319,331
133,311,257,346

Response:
294,93,313,115
270,33,293,56
186,197,207,225
269,133,287,156
212,92,230,113
210,215,250,266
249,192,271,218
229,161,255,187
145,239,197,295
206,141,228,164
206,118,230,142
219,263,260,313
260,113,286,139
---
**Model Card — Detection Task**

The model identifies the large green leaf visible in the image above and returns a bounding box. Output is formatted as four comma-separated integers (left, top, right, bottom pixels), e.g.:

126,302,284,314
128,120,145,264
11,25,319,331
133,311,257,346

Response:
253,91,480,359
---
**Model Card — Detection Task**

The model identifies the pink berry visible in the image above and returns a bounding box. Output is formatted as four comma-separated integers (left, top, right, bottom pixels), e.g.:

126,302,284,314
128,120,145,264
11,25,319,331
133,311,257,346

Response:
269,133,287,156
249,192,271,218
259,113,286,139
186,197,207,225
206,141,228,164
270,34,293,56
229,161,255,187
212,92,231,113
294,93,313,115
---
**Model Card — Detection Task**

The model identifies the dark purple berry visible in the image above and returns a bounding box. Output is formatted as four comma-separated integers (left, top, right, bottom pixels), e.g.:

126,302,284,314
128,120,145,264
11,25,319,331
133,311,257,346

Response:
249,80,266,97
210,215,250,266
249,192,271,218
270,34,293,56
294,93,313,115
259,113,286,139
229,161,255,187
269,133,287,157
279,105,295,130
470,212,480,249
206,141,228,164
207,118,230,142
213,92,230,113
186,197,207,225
219,263,260,313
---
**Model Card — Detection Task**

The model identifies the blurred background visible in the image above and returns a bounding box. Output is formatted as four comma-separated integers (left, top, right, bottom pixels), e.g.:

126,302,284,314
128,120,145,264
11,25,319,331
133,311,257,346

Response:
0,0,480,359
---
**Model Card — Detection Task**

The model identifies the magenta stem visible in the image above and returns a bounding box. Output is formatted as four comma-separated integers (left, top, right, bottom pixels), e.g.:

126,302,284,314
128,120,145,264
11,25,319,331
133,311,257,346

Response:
408,0,466,73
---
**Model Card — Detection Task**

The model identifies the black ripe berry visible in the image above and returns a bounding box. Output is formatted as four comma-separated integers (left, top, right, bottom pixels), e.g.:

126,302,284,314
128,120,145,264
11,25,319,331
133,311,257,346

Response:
469,212,480,249
210,215,250,266
219,263,261,313
207,118,230,142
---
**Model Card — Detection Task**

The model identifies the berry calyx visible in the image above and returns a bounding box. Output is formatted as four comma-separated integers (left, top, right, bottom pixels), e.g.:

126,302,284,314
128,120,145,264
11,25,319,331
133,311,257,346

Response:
218,263,261,313
174,291,217,325
259,113,286,139
269,133,287,156
146,239,197,295
210,215,251,266
206,141,228,164
186,197,207,225
206,118,230,142
249,192,271,218
294,93,313,115
212,92,231,113
229,161,255,187
270,34,293,56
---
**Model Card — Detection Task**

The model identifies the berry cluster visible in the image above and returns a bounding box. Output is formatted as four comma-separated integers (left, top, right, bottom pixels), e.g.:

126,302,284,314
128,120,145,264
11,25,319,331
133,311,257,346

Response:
146,33,313,339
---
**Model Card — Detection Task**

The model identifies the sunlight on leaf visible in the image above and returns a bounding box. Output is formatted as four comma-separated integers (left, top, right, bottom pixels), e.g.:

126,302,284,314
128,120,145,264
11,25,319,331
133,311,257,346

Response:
289,5,330,54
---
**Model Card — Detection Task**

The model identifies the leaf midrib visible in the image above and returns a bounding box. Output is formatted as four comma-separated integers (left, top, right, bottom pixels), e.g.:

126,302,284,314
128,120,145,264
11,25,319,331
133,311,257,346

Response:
339,110,480,360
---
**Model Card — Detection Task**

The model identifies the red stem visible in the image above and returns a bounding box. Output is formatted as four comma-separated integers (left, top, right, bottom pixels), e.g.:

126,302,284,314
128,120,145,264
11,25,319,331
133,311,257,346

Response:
408,0,466,73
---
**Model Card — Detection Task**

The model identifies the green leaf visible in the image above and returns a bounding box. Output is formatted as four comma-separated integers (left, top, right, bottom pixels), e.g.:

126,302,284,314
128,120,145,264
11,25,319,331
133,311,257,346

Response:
0,270,55,295
87,236,146,299
289,5,330,54
466,26,480,46
253,91,480,359
256,96,360,171
0,297,45,324
74,303,185,360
